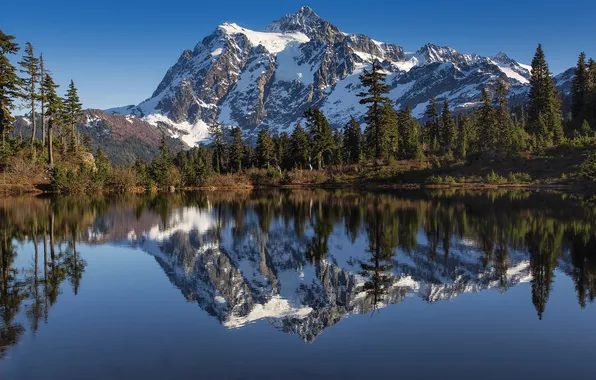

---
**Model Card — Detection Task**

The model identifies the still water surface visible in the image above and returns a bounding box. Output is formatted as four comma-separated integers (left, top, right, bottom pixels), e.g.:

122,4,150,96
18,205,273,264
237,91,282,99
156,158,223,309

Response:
1,189,596,379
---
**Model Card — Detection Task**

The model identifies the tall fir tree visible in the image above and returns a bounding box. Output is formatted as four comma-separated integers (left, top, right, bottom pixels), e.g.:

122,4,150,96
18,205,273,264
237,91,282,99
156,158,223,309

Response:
357,61,391,158
290,123,310,168
18,42,40,145
63,80,83,151
42,74,61,167
381,103,398,158
527,44,563,150
587,58,596,128
278,132,292,170
571,52,589,129
150,134,173,187
424,97,440,153
342,116,362,164
208,122,225,173
398,106,423,160
332,129,344,166
495,81,512,157
228,127,244,172
256,128,274,168
455,115,471,160
0,30,22,140
304,108,334,170
440,99,457,153
39,54,46,146
477,89,496,157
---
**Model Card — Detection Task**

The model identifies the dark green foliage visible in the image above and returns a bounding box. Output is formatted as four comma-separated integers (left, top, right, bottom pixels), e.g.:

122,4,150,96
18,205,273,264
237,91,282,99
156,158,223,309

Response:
0,30,22,138
477,89,496,157
208,123,226,173
93,147,111,187
256,128,274,168
42,74,61,166
63,80,82,151
358,61,392,158
290,123,310,168
304,107,334,169
571,52,589,129
229,127,244,172
398,106,423,160
425,97,440,153
579,151,596,181
495,81,512,158
342,116,362,164
440,99,457,154
150,134,173,188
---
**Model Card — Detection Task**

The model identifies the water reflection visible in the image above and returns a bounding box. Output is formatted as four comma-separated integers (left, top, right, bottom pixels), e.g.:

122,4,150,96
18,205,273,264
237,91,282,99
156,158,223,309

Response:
1,189,596,350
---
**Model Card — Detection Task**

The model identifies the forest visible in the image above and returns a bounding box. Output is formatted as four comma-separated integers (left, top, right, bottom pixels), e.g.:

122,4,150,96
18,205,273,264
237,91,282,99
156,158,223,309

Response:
2,29,596,194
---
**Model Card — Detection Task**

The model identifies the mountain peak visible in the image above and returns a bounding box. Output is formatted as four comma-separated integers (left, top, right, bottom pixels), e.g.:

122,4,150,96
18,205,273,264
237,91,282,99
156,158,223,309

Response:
492,51,515,65
265,6,343,43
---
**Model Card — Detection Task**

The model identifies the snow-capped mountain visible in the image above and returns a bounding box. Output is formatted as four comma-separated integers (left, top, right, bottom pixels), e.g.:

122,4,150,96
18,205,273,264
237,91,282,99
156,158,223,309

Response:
105,6,569,145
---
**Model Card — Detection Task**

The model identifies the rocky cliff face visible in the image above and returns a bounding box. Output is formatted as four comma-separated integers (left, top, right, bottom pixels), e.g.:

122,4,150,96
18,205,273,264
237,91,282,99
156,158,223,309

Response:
104,6,571,146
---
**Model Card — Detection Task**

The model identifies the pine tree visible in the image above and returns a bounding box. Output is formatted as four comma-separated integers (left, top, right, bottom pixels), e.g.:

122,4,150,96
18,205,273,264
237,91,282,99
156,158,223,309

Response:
357,61,391,158
424,97,440,153
588,58,596,128
18,42,40,145
42,74,61,167
228,127,244,172
39,54,46,146
256,128,274,168
0,30,22,140
455,116,471,160
571,52,589,129
278,132,292,170
495,81,512,157
477,88,496,157
381,103,398,158
208,123,225,173
63,80,82,151
290,123,310,169
342,116,362,164
398,106,423,160
304,108,334,170
527,44,563,150
150,134,172,187
332,129,344,166
440,99,457,153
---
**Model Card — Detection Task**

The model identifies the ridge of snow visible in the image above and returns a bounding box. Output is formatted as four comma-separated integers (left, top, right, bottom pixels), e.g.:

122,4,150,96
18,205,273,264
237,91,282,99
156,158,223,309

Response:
218,22,310,54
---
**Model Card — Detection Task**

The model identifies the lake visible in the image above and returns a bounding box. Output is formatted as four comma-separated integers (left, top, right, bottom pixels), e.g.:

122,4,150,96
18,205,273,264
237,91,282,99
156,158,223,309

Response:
1,189,596,379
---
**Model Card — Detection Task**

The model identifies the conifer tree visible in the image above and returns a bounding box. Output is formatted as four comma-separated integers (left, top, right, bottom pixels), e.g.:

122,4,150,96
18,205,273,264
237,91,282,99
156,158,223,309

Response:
290,123,310,169
63,80,82,150
588,58,596,128
571,52,589,128
0,30,22,140
455,116,471,160
528,44,563,149
229,127,244,172
332,129,344,166
440,99,456,153
256,128,274,169
342,116,362,164
477,89,496,157
304,108,334,170
42,74,61,167
18,42,40,145
381,103,398,158
208,123,225,173
424,97,440,153
39,54,46,146
357,61,391,158
398,106,423,160
278,132,292,170
495,81,512,157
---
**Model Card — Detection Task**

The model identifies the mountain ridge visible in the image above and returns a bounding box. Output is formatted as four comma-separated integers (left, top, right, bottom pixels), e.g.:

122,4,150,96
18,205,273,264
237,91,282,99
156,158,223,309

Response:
102,6,571,146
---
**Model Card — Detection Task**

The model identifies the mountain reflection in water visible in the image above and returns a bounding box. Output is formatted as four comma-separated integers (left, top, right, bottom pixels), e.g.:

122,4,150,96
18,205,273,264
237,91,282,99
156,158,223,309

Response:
1,189,596,355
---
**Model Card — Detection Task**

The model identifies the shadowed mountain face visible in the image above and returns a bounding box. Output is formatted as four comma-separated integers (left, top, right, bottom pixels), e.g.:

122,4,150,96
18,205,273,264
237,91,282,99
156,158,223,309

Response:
1,190,596,350
104,6,571,145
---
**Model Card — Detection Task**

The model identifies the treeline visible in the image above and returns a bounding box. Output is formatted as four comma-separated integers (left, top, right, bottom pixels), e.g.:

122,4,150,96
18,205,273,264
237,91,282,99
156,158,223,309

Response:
142,44,596,190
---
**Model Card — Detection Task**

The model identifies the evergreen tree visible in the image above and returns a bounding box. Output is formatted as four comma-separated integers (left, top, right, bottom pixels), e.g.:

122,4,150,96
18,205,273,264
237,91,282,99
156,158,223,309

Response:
0,30,22,140
571,52,589,128
278,132,292,170
588,58,596,128
42,74,61,167
456,116,471,160
495,81,512,157
424,97,440,153
150,134,173,187
228,127,244,172
477,89,496,157
256,128,274,168
63,80,82,151
528,44,563,150
381,103,398,158
342,116,362,164
398,106,423,160
290,123,310,169
440,99,457,153
39,54,46,146
304,108,334,170
357,61,391,158
332,129,344,166
93,147,111,187
18,42,40,145
208,123,225,173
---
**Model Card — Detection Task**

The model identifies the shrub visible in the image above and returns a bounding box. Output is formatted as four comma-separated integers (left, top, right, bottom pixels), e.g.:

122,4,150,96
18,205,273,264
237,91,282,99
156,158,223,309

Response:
485,170,508,185
109,167,141,193
579,152,596,181
507,172,532,184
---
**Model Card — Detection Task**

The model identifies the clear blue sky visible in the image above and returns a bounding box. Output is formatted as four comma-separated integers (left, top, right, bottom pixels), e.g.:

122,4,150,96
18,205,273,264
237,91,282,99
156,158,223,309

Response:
2,0,594,110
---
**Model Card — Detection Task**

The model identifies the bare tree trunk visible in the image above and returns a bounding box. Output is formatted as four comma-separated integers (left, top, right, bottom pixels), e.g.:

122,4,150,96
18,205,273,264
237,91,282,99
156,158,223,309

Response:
48,119,54,167
40,55,45,147
43,231,48,322
30,92,36,145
